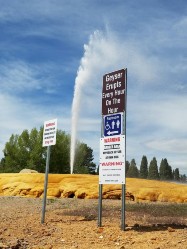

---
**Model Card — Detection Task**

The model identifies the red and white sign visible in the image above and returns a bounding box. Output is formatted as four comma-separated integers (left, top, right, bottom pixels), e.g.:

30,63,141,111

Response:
42,119,57,147
99,135,125,184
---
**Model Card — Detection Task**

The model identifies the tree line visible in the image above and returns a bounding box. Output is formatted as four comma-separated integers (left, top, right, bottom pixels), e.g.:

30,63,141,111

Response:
0,127,96,174
0,128,186,182
126,156,187,182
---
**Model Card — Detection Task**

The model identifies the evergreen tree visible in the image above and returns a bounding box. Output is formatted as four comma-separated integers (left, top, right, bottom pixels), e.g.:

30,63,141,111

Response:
172,169,175,180
159,158,173,180
17,130,30,168
0,158,5,172
28,127,46,172
174,168,180,181
139,155,148,179
148,157,159,180
3,134,20,172
180,174,187,183
50,130,71,173
168,165,173,180
125,160,130,175
159,159,167,180
127,159,139,178
73,142,96,174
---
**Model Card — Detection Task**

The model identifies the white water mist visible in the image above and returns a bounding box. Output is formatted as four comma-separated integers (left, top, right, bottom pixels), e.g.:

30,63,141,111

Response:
70,31,103,174
70,30,122,174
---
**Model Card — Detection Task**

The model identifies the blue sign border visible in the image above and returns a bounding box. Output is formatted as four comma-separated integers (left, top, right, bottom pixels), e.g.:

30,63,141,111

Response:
104,113,122,137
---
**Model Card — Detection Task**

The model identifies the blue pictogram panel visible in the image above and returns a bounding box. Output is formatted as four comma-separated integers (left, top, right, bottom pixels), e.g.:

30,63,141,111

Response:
104,113,122,137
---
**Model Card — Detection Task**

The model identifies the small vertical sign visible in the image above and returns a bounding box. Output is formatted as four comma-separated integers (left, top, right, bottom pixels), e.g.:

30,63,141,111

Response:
42,119,57,147
41,118,57,224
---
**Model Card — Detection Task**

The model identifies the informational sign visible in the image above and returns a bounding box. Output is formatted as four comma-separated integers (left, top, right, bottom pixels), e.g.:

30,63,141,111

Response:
104,113,123,137
99,135,125,184
42,119,57,147
102,69,126,115
41,118,57,224
99,68,127,231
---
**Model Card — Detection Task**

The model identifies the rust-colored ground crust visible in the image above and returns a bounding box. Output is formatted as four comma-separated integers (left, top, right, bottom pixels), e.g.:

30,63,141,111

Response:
0,174,187,202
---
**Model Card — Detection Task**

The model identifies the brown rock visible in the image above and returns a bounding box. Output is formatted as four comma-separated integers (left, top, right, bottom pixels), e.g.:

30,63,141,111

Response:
151,237,157,240
168,227,175,232
97,227,104,233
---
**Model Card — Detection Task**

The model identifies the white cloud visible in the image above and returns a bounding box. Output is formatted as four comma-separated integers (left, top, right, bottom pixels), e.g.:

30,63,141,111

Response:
0,1,59,22
173,16,187,38
128,94,187,136
0,93,44,132
146,138,187,154
0,92,72,158
171,160,187,173
0,60,65,95
0,61,41,92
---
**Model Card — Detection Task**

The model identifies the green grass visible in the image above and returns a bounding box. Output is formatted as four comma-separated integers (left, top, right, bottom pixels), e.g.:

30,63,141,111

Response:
62,200,187,225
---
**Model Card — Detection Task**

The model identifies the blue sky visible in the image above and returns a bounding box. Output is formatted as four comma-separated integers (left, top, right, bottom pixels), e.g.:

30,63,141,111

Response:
0,0,187,175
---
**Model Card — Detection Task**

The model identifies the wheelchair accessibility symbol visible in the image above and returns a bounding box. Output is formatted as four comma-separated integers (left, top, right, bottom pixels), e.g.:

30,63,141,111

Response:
105,122,111,130
104,113,122,136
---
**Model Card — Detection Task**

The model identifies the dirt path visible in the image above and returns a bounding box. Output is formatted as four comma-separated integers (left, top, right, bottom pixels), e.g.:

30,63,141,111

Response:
0,197,186,249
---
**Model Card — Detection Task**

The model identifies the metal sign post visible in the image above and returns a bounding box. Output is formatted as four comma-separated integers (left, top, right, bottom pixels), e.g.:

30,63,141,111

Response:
122,69,127,231
41,145,51,224
41,118,57,224
99,68,127,230
98,184,103,227
121,184,126,230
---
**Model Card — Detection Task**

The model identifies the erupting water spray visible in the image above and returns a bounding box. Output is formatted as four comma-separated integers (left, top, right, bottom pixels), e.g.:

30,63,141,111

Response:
70,30,120,174
70,31,103,174
70,65,92,173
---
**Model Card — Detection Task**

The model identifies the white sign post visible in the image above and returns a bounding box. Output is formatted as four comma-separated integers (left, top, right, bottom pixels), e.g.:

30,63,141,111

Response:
41,119,57,224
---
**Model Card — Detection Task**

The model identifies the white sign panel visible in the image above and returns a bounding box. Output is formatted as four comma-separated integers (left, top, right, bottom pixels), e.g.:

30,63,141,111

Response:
42,119,57,147
99,135,125,184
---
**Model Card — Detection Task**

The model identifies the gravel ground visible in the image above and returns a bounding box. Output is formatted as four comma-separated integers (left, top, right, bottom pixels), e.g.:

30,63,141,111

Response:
0,197,187,249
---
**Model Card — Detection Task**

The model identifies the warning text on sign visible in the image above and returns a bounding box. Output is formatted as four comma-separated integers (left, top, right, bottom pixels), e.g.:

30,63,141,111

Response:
42,119,57,147
99,135,125,184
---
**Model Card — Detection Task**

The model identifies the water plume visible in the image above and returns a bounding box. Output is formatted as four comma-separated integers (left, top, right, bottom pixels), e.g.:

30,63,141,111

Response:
70,30,123,174
70,31,104,174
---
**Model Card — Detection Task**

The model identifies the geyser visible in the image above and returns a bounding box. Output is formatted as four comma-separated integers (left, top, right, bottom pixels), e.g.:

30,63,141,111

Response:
70,31,103,174
70,29,120,174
